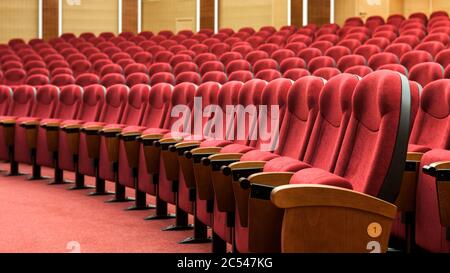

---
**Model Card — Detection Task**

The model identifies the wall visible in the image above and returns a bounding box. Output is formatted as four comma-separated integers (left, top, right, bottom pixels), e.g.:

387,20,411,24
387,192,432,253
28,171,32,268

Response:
62,0,119,35
142,0,197,33
219,0,288,31
0,0,38,43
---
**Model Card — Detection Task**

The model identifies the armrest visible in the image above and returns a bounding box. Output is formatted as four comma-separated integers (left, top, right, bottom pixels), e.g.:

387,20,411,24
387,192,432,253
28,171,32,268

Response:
224,160,266,180
423,161,450,229
82,125,103,135
243,172,294,253
0,119,16,127
41,121,61,131
186,147,222,161
20,119,40,129
271,184,397,253
206,153,243,170
156,137,182,151
101,127,122,137
61,123,82,133
120,131,142,142
395,152,424,212
172,141,200,151
139,133,164,146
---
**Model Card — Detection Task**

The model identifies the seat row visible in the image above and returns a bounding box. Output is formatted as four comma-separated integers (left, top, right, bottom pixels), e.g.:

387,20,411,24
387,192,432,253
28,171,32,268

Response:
1,69,449,252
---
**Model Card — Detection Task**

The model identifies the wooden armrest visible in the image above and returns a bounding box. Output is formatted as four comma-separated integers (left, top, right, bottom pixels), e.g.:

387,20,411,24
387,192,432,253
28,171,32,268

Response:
83,125,103,132
120,131,142,142
61,123,82,133
20,120,40,128
206,153,243,170
188,147,222,160
0,119,16,126
271,184,396,253
101,127,122,138
42,121,61,129
395,152,424,212
244,172,294,253
424,161,450,229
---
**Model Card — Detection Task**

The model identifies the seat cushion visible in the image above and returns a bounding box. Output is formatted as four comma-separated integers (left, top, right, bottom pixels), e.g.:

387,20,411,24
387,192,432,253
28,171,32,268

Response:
199,139,233,148
408,143,432,153
263,156,311,172
290,167,353,189
220,144,255,153
240,149,279,161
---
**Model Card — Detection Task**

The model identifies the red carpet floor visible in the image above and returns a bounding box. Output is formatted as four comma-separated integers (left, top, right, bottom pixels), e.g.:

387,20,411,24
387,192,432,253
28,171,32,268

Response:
0,162,211,253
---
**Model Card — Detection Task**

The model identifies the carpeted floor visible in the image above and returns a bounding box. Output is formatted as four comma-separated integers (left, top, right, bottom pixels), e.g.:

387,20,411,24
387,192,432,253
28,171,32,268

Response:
0,162,211,253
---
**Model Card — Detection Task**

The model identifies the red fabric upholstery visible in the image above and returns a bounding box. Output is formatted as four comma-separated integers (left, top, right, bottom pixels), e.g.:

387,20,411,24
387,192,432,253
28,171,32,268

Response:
415,149,450,252
337,54,366,71
36,85,83,167
409,62,444,87
409,79,450,152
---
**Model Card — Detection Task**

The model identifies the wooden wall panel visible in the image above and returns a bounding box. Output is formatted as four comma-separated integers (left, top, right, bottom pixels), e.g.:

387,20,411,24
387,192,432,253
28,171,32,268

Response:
219,0,288,31
200,0,214,30
0,0,38,43
309,0,330,26
403,0,430,16
335,0,357,26
432,0,450,13
123,0,138,33
43,0,59,41
272,0,288,29
291,0,303,27
142,0,196,33
62,0,118,35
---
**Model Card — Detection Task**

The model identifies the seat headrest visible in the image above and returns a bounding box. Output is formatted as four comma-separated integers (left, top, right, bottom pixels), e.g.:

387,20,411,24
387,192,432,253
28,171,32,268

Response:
36,85,59,105
13,85,36,104
83,84,106,106
419,79,450,119
59,85,83,105
288,76,324,120
148,83,173,109
319,74,360,126
128,84,150,108
353,71,407,131
106,84,129,107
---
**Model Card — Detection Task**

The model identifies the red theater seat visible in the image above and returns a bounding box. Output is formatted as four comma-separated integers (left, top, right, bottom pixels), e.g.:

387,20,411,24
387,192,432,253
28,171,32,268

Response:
368,52,400,70
400,50,434,70
344,65,373,77
409,62,444,87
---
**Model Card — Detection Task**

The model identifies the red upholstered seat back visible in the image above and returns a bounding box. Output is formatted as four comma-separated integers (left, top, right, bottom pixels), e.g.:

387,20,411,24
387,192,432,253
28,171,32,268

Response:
336,54,366,71
274,76,324,159
54,85,83,119
303,74,359,171
98,84,129,123
0,86,13,115
368,52,400,70
409,62,444,87
7,85,36,117
409,79,450,150
75,73,100,87
100,73,126,88
119,84,150,125
333,70,414,201
162,82,197,133
216,81,243,140
139,83,172,129
31,85,59,118
400,50,434,70
76,84,105,122
230,79,267,145
249,78,292,151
